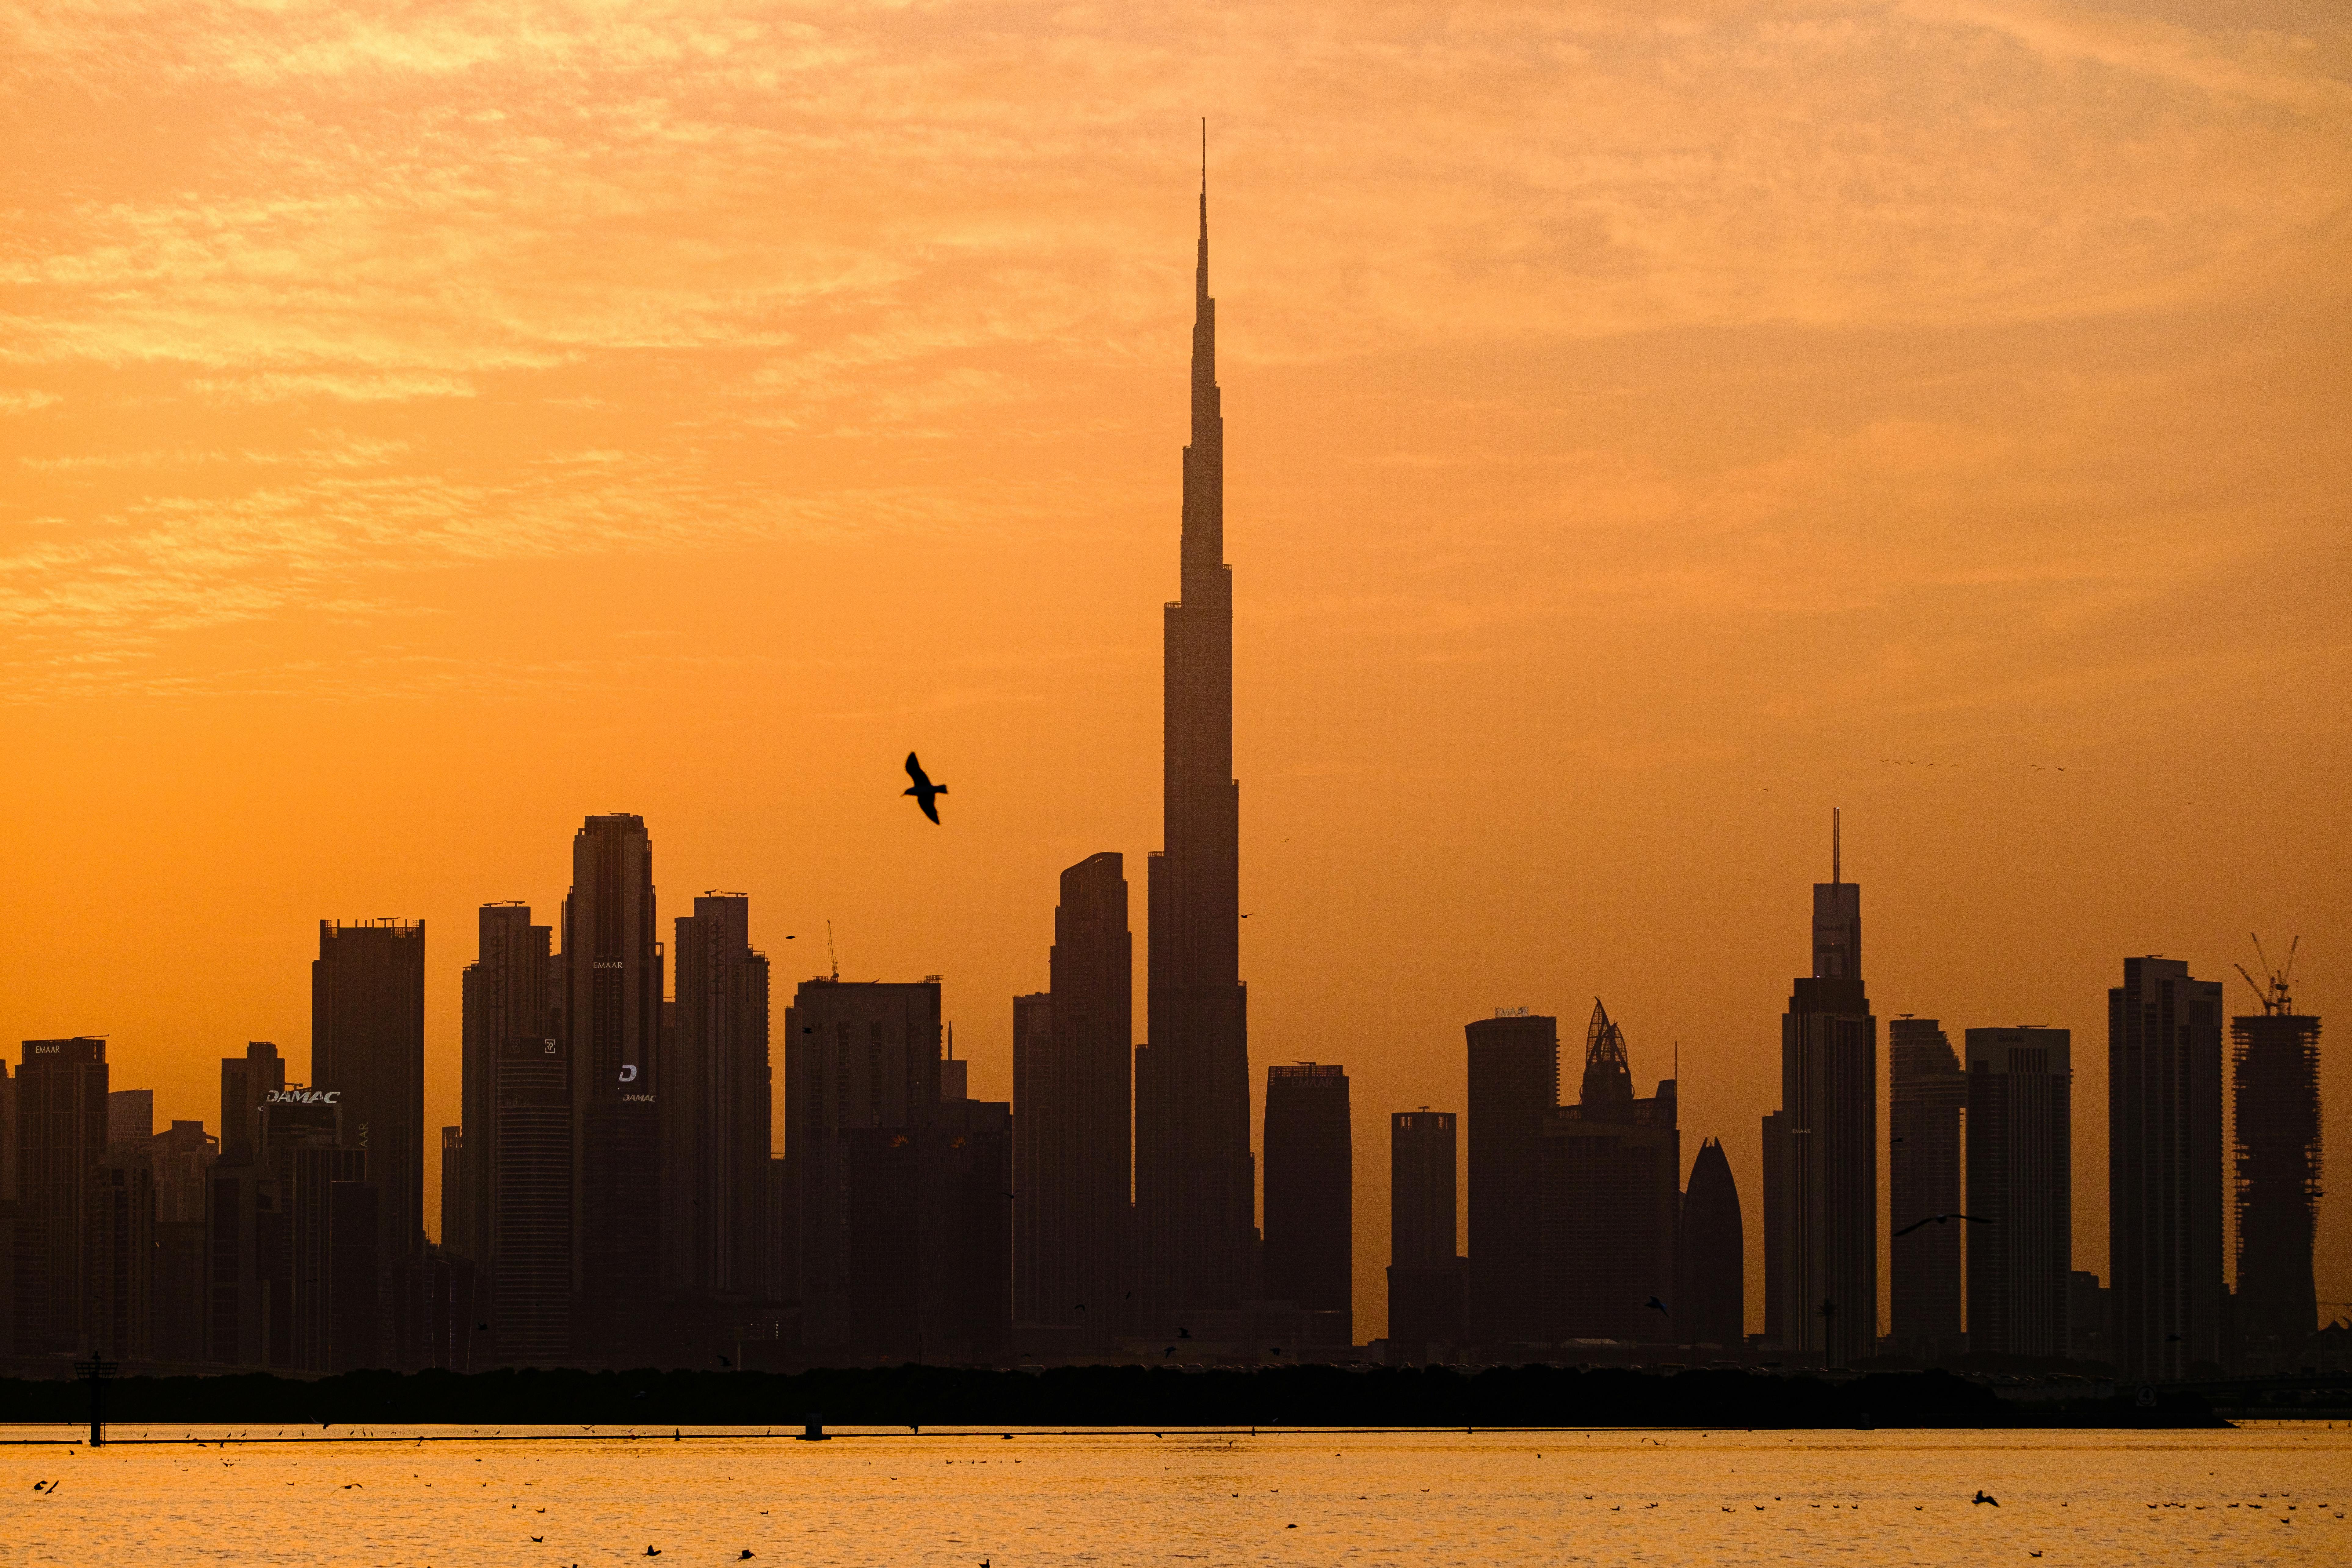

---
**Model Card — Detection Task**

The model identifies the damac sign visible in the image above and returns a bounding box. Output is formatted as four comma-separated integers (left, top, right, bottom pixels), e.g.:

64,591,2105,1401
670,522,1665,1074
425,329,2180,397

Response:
266,1089,341,1104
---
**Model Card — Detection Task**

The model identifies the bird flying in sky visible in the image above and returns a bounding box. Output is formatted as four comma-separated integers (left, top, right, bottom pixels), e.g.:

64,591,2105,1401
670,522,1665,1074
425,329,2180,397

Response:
1895,1212,1992,1237
903,751,947,824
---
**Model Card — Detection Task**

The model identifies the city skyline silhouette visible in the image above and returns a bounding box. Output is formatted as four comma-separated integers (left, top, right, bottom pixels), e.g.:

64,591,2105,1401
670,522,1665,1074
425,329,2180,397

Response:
4,9,2343,1350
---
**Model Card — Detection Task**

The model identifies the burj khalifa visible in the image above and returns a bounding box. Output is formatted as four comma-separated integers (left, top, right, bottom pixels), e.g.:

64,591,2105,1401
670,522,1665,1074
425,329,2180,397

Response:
1135,144,1255,1324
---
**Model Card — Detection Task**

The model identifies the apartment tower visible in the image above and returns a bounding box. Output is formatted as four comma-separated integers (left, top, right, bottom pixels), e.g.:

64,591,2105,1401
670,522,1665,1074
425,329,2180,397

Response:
1466,1010,1558,1346
1387,1109,1461,1358
458,902,551,1264
1015,853,1132,1341
1965,1025,2072,1358
1263,1062,1352,1345
2109,956,2224,1379
1889,1017,1965,1355
313,917,426,1355
665,893,771,1300
16,1038,109,1352
563,814,663,1361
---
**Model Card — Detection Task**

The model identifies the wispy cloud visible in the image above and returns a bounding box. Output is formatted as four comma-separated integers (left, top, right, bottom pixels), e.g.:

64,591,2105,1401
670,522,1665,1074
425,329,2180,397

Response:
0,0,2343,711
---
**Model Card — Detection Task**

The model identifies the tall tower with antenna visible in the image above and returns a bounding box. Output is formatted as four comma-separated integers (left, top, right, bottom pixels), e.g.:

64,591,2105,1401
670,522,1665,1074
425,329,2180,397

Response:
1135,126,1255,1325
1767,809,1878,1364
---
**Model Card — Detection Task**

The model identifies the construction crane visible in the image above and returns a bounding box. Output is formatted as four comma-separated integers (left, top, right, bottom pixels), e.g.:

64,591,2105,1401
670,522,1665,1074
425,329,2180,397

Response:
2234,933,2300,1015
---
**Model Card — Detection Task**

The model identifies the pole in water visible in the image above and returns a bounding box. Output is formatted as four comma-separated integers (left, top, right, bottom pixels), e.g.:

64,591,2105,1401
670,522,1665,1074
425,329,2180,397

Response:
798,1414,829,1441
75,1358,117,1447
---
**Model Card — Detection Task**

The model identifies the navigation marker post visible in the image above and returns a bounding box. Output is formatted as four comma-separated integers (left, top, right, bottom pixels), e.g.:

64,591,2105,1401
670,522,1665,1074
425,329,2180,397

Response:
74,1358,118,1447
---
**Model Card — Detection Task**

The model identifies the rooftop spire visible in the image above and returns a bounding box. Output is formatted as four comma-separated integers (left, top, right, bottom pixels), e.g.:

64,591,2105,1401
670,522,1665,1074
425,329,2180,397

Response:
1832,806,1841,885
1197,118,1209,301
1580,997,1634,1107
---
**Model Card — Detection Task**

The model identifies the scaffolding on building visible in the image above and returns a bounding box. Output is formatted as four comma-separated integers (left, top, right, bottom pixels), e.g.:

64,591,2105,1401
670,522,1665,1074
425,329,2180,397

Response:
2230,934,2323,1363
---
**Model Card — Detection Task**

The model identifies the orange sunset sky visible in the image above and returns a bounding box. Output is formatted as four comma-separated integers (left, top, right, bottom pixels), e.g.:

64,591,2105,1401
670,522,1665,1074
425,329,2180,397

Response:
3,0,2347,1340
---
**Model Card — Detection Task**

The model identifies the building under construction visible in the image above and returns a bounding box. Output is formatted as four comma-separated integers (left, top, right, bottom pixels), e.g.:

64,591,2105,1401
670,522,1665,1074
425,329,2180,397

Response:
2232,937,2322,1371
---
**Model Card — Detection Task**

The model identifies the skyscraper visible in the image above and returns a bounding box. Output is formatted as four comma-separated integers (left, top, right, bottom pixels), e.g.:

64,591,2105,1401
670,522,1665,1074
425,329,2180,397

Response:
0,1062,14,1203
1466,1010,1558,1346
1676,1138,1743,1349
1759,1108,1787,1347
1390,1110,1456,1270
2109,956,2224,1380
1965,1026,2072,1359
459,902,550,1264
493,1033,572,1364
147,1120,215,1364
439,1127,462,1257
562,813,662,1362
107,1088,153,1149
1136,155,1254,1327
220,1041,285,1157
16,1037,108,1353
257,1093,374,1371
89,1147,154,1360
1010,988,1052,1322
314,918,426,1357
205,1145,271,1366
151,1119,216,1224
787,977,943,1352
152,1211,207,1363
1016,853,1132,1340
2230,959,2321,1370
1263,1063,1352,1345
1386,1109,1462,1359
1770,812,1877,1365
665,893,772,1300
1889,1017,1964,1355
1537,1002,1679,1343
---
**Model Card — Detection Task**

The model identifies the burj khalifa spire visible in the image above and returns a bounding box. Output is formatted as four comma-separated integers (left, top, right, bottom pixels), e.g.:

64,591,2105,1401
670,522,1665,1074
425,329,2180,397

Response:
1136,129,1255,1324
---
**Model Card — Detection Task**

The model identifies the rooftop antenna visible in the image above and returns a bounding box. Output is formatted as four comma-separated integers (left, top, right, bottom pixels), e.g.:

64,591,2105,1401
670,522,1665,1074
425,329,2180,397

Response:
826,919,839,982
1832,806,1841,884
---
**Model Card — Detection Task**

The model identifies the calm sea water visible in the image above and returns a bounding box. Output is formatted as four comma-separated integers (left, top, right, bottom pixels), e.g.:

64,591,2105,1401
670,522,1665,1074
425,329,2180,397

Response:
6,1423,2346,1565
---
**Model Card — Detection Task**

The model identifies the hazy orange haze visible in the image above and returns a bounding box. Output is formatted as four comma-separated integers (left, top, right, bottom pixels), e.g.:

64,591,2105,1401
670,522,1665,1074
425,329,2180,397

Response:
3,0,2347,1340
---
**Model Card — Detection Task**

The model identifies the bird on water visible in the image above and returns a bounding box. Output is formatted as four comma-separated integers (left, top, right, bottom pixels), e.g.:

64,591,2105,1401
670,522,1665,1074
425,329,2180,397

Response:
903,752,948,823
